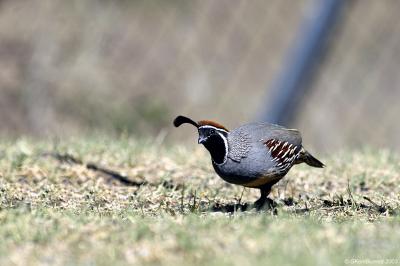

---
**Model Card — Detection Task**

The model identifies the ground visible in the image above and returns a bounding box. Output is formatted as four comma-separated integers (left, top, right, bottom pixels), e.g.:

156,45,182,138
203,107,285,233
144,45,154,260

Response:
0,137,399,265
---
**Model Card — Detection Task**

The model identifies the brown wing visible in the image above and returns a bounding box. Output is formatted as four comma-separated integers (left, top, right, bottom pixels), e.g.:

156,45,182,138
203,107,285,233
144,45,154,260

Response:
264,139,302,172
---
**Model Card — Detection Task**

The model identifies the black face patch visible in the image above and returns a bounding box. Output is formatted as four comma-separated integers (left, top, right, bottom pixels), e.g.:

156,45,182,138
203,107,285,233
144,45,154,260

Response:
202,134,227,164
198,126,228,164
198,128,215,139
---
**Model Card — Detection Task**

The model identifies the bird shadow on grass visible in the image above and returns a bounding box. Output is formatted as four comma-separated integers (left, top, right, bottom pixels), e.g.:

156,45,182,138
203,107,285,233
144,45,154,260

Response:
209,202,251,213
208,199,279,214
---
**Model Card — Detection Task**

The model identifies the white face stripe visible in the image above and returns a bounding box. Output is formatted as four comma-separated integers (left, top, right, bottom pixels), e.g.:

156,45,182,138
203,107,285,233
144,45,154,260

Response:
216,131,228,165
198,125,228,134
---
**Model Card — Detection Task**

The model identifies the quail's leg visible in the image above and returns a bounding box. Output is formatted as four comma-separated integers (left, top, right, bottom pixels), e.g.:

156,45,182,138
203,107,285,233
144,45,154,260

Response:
254,187,271,209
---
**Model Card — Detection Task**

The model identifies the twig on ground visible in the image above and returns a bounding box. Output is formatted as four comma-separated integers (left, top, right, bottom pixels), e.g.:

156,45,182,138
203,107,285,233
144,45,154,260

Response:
363,196,387,213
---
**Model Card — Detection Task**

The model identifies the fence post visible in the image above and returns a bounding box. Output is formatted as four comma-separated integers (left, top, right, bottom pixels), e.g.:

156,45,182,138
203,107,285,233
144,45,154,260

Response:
259,0,344,125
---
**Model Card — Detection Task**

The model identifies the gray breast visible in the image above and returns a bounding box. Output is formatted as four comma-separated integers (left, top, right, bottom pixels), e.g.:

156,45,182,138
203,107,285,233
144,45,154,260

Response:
227,128,251,162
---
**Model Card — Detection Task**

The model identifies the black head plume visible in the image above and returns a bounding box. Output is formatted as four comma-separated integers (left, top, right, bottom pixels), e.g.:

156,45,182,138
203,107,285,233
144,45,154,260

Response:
173,115,199,128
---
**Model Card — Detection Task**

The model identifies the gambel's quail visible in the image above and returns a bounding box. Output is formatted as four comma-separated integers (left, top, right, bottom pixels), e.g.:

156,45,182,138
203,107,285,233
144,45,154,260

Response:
174,115,324,207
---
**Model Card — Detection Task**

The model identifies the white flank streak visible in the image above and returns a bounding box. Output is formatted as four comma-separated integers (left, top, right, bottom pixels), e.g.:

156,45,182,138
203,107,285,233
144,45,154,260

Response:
271,144,278,152
282,149,290,158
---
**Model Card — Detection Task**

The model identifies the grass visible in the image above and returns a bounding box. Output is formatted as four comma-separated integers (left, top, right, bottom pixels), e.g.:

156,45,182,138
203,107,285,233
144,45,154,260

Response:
0,137,399,265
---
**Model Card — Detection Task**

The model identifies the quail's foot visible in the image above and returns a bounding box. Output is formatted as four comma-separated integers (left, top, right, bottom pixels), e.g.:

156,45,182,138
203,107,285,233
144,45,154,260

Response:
253,197,276,210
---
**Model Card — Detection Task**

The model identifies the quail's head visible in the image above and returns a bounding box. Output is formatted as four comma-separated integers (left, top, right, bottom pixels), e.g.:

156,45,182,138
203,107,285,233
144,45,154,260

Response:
174,115,228,144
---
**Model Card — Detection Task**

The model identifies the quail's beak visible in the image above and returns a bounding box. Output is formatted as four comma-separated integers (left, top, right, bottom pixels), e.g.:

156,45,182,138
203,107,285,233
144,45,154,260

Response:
198,136,207,144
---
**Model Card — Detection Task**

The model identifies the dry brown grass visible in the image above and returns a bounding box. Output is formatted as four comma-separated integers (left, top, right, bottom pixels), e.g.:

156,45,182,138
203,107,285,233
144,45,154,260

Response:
0,137,399,265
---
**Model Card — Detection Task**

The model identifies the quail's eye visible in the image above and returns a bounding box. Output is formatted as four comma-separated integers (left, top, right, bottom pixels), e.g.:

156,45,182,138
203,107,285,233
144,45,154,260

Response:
210,129,216,134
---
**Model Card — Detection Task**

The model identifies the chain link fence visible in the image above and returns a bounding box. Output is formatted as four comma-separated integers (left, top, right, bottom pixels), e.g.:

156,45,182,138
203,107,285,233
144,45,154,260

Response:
0,0,399,152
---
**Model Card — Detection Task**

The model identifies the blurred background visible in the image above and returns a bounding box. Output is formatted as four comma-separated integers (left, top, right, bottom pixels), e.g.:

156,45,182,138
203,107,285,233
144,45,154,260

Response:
0,0,399,153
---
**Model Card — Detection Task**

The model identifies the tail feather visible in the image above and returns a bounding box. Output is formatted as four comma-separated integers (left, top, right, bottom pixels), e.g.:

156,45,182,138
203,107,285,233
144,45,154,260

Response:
297,149,325,168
